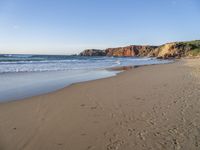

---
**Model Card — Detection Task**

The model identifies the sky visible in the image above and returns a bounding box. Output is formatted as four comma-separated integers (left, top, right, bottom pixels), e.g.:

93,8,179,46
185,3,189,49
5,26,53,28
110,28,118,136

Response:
0,0,200,55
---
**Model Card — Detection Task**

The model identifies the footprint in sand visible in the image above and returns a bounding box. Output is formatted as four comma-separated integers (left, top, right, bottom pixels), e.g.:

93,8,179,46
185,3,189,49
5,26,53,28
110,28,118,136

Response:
87,145,95,150
173,139,181,150
106,139,125,150
90,106,98,110
128,128,136,136
153,132,160,137
137,130,147,141
80,104,86,107
110,113,115,119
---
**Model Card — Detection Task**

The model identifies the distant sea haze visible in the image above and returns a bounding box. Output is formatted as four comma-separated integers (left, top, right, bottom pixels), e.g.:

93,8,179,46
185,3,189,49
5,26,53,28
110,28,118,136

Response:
0,54,172,102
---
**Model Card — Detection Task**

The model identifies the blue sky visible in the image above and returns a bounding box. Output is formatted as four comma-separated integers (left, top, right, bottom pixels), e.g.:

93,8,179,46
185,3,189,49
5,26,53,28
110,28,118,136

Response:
0,0,200,54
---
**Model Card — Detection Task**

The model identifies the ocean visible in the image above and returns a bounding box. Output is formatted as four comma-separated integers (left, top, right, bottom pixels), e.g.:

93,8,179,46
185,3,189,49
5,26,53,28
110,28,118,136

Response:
0,54,172,102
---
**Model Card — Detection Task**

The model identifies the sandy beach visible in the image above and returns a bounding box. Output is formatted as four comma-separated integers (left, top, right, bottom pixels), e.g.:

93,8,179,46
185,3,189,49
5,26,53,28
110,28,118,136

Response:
0,59,200,150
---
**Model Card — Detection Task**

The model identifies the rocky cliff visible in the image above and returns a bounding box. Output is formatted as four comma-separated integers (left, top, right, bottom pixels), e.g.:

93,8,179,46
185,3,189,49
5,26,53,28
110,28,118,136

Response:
79,40,200,58
155,41,200,59
105,45,158,57
79,49,106,56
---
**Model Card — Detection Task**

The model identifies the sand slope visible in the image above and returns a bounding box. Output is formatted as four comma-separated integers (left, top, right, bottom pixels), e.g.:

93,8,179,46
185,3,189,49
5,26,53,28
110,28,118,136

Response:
0,59,200,150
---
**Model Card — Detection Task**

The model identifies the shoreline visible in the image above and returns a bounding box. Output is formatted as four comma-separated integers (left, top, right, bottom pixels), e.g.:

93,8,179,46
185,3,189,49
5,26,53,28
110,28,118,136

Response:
0,58,200,150
0,69,118,103
0,59,172,103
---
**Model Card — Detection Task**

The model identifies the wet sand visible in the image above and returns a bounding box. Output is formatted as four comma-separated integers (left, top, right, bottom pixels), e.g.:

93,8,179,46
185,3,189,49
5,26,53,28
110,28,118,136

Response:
0,59,200,150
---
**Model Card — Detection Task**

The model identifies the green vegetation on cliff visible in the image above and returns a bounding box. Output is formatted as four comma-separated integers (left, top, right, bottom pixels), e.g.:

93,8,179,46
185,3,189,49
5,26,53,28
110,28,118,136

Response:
182,40,200,56
184,40,200,46
187,48,200,56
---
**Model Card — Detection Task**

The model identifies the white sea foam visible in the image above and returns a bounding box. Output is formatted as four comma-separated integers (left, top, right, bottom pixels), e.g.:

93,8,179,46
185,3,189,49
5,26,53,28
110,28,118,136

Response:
0,55,172,102
0,55,171,73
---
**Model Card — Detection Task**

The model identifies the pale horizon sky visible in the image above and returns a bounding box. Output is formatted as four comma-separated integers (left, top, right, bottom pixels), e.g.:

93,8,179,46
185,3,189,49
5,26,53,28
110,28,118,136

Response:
0,0,200,55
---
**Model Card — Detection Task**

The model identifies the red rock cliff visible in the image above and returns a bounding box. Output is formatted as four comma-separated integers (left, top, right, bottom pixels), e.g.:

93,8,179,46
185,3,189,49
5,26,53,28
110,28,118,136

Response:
105,45,158,57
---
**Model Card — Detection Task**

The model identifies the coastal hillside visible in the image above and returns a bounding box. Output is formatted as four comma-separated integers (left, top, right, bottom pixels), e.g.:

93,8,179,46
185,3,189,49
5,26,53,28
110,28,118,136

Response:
80,40,200,58
79,49,106,56
154,40,200,58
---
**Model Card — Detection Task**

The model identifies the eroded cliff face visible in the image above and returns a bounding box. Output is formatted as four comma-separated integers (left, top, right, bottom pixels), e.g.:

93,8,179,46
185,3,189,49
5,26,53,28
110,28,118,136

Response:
105,46,158,57
79,40,200,58
105,47,136,57
156,42,199,58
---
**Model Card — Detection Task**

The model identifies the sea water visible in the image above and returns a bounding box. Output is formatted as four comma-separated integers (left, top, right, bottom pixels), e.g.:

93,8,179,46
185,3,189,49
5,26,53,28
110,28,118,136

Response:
0,54,172,102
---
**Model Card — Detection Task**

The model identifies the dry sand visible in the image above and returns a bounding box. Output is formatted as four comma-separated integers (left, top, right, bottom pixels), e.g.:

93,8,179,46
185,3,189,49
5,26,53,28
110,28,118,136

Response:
0,59,200,150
